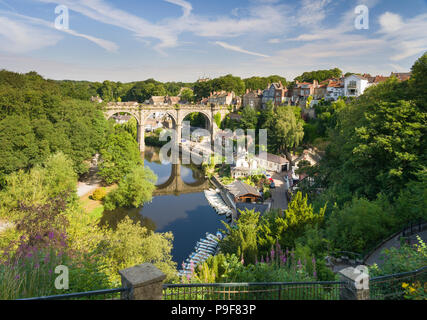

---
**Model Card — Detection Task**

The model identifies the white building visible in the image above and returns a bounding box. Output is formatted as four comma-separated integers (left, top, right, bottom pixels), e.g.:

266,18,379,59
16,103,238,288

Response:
255,152,289,173
325,81,344,101
344,75,369,97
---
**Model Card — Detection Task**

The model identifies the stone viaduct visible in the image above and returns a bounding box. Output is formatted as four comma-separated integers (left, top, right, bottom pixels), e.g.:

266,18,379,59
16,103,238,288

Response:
104,102,229,151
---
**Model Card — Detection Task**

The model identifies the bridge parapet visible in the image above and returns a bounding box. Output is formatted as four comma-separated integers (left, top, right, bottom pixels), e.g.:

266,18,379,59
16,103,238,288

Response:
104,102,229,151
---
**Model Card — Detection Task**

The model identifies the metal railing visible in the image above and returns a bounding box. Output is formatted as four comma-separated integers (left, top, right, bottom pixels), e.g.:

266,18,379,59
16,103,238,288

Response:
401,219,427,238
163,281,345,300
19,287,129,300
369,266,427,300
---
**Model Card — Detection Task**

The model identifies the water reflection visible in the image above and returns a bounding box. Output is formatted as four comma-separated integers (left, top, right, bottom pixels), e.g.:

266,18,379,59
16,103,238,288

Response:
100,146,227,264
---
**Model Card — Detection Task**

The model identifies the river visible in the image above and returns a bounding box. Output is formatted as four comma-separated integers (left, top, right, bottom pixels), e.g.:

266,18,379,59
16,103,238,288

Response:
100,146,229,265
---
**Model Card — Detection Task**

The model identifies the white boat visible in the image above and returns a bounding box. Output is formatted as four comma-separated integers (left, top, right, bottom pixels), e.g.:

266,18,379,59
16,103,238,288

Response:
196,239,217,246
195,248,215,255
199,238,218,245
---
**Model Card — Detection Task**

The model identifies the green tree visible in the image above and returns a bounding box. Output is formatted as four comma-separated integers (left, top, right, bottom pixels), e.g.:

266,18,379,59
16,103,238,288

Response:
258,192,325,253
271,106,305,165
103,166,157,210
180,88,194,103
98,128,143,184
220,209,260,264
240,107,258,130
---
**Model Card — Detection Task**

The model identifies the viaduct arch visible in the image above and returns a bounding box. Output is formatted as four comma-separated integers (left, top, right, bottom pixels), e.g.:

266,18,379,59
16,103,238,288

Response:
104,102,229,151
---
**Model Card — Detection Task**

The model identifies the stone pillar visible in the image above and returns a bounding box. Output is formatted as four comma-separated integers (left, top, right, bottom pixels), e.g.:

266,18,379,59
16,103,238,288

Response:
119,263,166,300
176,123,182,143
137,123,145,152
339,266,370,300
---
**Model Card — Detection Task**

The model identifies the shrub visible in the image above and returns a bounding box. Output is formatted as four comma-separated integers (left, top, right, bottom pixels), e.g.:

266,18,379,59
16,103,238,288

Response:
326,197,395,253
103,166,157,211
91,188,107,201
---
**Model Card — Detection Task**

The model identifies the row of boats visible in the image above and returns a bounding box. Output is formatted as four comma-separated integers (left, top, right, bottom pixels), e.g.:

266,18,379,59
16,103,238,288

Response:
178,231,223,276
204,189,233,217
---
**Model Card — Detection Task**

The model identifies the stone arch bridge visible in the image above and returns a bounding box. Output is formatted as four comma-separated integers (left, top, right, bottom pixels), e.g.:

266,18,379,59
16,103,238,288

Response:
104,102,229,151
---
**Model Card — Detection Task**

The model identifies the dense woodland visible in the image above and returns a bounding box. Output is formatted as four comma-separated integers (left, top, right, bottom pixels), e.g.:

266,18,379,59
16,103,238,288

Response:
0,54,425,299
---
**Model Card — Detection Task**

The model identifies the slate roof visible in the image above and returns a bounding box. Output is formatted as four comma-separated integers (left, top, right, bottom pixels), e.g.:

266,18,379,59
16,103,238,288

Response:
225,180,261,198
256,152,288,165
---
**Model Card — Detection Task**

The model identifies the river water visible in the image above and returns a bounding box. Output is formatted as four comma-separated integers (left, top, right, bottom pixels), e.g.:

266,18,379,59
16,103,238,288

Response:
100,146,228,265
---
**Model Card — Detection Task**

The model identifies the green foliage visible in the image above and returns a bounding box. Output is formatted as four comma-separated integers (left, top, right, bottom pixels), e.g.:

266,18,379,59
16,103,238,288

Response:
103,166,157,210
260,105,304,162
393,169,427,225
320,70,426,203
258,192,325,253
326,197,395,253
0,153,77,220
214,112,222,128
98,127,143,184
125,79,166,103
244,75,287,90
180,88,194,103
240,107,258,130
370,236,427,276
220,209,260,265
294,68,342,83
97,216,177,283
0,71,108,181
184,112,207,128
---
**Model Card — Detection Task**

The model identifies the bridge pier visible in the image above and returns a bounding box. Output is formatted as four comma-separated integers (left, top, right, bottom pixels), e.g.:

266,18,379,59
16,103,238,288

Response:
137,123,145,152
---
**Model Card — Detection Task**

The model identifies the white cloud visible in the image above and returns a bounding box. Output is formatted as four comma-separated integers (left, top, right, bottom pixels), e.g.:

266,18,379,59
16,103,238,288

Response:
164,0,193,17
268,38,281,44
0,16,61,53
379,12,404,32
215,41,270,58
0,10,118,53
35,0,293,54
296,0,331,26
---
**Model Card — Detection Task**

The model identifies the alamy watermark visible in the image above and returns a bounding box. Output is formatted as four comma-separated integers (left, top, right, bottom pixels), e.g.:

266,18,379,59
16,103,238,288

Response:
54,265,69,290
55,5,69,30
354,5,369,30
157,122,268,166
353,265,369,290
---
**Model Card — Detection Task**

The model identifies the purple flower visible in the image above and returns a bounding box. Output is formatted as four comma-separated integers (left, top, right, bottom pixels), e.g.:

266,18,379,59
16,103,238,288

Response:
297,259,302,269
313,271,317,278
48,231,54,240
255,256,258,265
15,275,20,280
312,257,316,265
282,256,287,264
266,255,270,263
261,256,264,263
271,249,275,260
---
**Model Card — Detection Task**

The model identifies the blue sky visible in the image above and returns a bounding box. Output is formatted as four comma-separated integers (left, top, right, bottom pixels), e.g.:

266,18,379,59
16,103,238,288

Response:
0,0,426,82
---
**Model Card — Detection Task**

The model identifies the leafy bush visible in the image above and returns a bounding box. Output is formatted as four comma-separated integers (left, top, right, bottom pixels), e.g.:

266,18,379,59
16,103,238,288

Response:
370,236,427,276
326,197,395,253
103,166,157,210
91,188,107,201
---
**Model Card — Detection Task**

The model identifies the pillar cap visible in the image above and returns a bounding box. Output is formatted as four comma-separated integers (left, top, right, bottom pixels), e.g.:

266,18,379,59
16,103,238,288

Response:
119,263,166,288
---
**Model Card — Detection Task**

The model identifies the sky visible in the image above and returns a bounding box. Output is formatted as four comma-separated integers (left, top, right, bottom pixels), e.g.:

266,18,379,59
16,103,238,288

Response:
0,0,426,82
